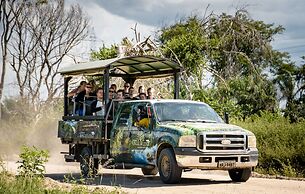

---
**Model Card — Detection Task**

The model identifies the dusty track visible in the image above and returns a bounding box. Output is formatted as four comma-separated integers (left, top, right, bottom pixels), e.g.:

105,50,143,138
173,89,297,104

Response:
4,160,305,194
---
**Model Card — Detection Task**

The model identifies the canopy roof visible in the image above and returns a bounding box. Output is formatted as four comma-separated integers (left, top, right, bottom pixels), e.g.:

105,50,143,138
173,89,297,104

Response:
59,55,181,79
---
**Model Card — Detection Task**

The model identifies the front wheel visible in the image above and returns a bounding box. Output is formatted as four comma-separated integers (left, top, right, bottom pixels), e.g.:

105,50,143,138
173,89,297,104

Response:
158,148,182,184
228,168,252,182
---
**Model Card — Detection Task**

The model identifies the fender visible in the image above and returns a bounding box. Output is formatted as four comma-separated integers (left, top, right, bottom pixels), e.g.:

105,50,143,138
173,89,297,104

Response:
154,135,179,165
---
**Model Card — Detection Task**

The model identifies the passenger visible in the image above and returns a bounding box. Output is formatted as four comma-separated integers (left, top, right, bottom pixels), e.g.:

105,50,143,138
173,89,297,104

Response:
77,83,96,116
138,85,145,94
67,81,86,97
113,89,124,113
135,106,151,129
91,88,104,116
88,80,97,93
123,82,130,96
139,93,147,100
109,88,115,100
110,84,117,93
85,83,96,101
157,92,164,99
106,88,115,118
147,88,155,99
126,86,137,99
116,89,124,101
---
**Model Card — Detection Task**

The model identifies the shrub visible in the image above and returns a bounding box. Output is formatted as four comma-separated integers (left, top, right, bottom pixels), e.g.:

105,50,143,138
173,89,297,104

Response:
233,112,305,177
17,146,49,177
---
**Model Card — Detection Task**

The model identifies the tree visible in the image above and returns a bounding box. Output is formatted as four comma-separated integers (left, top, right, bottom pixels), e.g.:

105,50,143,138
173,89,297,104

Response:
91,44,117,60
159,16,208,91
7,0,89,106
273,55,305,122
0,0,23,119
159,9,284,117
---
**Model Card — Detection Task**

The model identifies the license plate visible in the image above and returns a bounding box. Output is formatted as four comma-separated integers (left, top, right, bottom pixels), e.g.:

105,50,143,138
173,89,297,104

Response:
218,160,236,168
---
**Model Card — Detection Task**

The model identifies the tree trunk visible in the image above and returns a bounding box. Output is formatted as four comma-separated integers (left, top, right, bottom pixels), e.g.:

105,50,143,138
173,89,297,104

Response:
0,45,8,120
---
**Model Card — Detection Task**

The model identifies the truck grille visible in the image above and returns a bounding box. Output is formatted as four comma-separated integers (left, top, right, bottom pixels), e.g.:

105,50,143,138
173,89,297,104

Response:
197,132,246,152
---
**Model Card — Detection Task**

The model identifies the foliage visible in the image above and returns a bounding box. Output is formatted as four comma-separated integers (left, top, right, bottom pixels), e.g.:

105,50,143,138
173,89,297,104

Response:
206,11,284,80
159,16,207,78
272,55,305,122
159,10,284,81
91,44,118,60
0,157,6,174
158,9,290,118
233,113,305,177
17,146,49,177
0,172,123,194
192,88,242,118
192,75,278,119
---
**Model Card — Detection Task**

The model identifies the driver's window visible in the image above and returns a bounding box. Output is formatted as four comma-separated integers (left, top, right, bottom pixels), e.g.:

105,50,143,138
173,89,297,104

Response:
116,104,131,127
132,103,152,130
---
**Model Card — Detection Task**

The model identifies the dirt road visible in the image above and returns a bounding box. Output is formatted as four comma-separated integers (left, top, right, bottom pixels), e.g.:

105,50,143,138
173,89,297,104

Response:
4,159,305,194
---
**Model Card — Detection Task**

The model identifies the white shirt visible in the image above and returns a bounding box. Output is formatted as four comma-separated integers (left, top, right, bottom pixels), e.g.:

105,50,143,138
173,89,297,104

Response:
96,101,104,116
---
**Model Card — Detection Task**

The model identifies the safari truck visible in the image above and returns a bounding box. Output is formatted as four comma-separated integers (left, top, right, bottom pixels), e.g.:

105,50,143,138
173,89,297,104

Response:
58,56,258,184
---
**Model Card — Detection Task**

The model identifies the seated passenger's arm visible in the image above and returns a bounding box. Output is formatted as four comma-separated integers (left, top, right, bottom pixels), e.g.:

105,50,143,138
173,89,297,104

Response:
67,88,78,97
135,118,150,128
91,101,102,113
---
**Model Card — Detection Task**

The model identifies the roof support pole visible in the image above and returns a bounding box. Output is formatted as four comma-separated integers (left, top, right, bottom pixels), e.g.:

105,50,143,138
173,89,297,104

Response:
64,77,72,116
104,67,110,115
174,72,180,99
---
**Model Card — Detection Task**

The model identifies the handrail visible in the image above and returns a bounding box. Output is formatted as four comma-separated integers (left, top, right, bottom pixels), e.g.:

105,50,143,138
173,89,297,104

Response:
62,115,104,121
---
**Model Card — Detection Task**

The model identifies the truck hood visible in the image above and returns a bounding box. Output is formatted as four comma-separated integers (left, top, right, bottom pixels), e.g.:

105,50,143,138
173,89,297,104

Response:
159,122,252,135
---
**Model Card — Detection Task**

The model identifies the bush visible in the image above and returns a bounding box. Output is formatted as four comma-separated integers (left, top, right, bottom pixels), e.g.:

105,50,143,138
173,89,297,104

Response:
233,112,305,177
17,146,49,177
1,155,123,194
0,173,122,194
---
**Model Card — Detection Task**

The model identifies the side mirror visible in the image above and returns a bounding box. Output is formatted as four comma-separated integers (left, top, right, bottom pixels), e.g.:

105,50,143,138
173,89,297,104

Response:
224,112,229,124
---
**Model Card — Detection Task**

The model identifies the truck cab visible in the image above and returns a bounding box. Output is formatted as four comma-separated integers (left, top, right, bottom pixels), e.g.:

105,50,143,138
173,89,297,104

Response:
57,56,258,184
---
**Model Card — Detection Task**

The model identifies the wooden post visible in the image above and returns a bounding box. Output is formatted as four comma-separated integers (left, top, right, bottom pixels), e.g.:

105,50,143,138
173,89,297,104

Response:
64,77,71,116
104,67,110,116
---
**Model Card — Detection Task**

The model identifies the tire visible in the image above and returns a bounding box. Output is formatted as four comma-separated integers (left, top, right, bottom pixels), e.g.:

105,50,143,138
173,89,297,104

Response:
80,147,99,177
158,148,182,184
141,166,158,176
228,168,252,182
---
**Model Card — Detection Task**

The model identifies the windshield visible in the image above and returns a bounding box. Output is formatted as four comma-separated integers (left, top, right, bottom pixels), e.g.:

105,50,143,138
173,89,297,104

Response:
154,102,223,123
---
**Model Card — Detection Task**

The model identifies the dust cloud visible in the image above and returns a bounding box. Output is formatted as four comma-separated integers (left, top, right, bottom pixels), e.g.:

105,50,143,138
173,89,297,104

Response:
0,109,68,165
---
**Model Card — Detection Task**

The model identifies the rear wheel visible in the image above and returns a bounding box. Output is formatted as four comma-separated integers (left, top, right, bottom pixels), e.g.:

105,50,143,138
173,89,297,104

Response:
141,166,158,176
158,148,182,184
228,168,251,182
80,147,99,177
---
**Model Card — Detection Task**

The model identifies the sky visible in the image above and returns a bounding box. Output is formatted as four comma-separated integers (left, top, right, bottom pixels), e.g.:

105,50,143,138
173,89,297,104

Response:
67,0,305,62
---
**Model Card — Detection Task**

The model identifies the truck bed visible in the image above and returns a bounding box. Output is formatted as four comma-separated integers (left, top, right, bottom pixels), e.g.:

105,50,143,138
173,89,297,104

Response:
58,116,106,141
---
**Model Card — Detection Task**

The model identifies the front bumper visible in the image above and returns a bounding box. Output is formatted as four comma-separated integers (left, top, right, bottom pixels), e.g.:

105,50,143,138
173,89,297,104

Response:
174,147,258,169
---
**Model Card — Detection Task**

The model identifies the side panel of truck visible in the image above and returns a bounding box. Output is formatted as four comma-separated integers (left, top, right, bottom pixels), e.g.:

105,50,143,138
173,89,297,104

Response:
58,120,104,139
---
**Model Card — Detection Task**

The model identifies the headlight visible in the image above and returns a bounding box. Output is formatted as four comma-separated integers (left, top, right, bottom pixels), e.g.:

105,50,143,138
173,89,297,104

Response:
178,135,196,147
247,135,256,148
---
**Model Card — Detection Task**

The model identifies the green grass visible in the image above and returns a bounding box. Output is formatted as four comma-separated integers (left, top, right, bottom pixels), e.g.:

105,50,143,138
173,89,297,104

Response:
0,157,124,194
233,112,305,177
0,173,123,194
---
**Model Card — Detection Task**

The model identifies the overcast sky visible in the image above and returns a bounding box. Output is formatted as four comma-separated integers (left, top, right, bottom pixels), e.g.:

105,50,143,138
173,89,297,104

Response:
67,0,305,62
